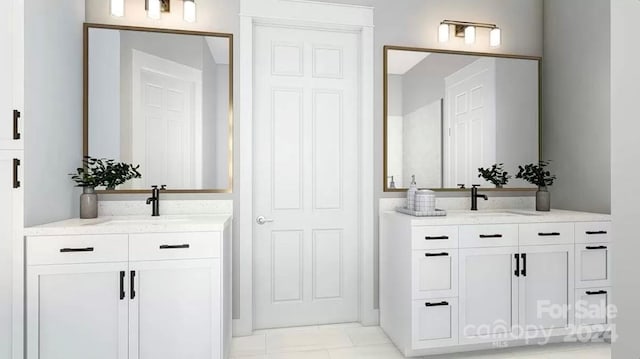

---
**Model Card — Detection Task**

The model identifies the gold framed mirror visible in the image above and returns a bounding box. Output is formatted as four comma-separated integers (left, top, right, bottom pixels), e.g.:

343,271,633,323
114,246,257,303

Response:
383,45,542,192
83,23,233,194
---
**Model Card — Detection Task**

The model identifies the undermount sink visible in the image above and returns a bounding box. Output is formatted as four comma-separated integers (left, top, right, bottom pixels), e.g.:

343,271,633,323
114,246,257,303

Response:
96,217,191,226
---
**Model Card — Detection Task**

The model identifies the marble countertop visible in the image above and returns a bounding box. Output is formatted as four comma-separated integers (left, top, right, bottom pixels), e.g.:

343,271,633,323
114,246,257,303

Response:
24,214,233,236
383,209,611,226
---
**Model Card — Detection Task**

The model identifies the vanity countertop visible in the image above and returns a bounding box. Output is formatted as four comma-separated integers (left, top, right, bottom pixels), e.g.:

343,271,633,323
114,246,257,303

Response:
24,214,233,236
383,209,610,226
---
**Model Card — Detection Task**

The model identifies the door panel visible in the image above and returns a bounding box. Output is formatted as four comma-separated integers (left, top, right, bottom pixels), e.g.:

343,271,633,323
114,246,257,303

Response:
519,245,574,338
129,259,220,359
459,247,518,343
575,243,611,288
27,263,128,359
253,25,360,328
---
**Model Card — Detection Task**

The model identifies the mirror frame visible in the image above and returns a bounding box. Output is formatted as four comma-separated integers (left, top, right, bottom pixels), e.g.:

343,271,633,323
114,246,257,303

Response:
83,23,234,194
383,45,542,192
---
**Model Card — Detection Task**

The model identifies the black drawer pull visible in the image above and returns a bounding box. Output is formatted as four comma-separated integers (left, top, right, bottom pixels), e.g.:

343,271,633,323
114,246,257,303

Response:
514,253,520,277
159,244,190,249
586,246,608,250
130,270,136,300
119,271,125,300
425,301,449,307
586,231,608,235
425,236,449,240
60,247,94,253
521,253,527,277
538,232,561,237
479,234,502,239
586,290,607,296
12,158,20,189
425,252,449,257
13,110,21,140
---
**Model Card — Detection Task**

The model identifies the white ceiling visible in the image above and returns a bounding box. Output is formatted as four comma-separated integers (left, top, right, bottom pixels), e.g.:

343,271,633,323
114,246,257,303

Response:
205,37,230,65
387,50,430,75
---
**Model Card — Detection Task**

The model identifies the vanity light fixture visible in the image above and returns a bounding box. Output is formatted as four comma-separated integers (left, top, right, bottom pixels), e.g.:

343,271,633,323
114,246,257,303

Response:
110,0,124,17
438,20,501,47
183,0,197,23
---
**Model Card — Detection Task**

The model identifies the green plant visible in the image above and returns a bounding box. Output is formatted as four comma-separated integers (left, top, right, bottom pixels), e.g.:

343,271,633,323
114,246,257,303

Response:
70,156,141,189
478,163,511,187
515,160,556,188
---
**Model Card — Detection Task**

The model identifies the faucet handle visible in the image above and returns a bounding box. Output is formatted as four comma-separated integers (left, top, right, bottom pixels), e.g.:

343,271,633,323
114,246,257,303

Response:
457,184,466,189
151,185,158,189
160,185,167,190
472,184,481,188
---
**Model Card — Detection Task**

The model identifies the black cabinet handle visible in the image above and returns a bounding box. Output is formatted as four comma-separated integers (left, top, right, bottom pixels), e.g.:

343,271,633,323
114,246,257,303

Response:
514,253,520,277
586,290,608,296
130,271,136,300
13,110,21,140
586,246,608,250
159,244,190,250
425,252,449,257
586,231,607,235
119,271,125,300
521,253,527,277
60,247,94,253
425,236,449,240
12,159,20,189
538,232,561,237
479,234,503,239
425,301,449,307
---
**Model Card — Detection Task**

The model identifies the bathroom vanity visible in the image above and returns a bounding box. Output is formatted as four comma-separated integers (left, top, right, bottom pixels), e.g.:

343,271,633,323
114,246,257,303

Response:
23,214,232,359
380,210,612,357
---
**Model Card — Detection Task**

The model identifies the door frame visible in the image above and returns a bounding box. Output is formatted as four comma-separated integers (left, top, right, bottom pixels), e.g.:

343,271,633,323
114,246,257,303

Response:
238,0,374,335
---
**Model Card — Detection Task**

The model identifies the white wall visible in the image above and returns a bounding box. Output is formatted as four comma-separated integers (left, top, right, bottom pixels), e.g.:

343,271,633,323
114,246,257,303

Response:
25,0,85,227
611,0,640,357
543,0,611,214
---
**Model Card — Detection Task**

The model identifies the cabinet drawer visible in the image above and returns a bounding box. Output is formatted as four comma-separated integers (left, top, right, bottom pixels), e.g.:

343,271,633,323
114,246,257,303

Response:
459,224,518,248
412,226,458,250
519,222,574,246
129,232,220,261
27,235,128,265
575,288,611,328
575,222,611,243
575,243,611,288
412,250,458,299
412,298,458,349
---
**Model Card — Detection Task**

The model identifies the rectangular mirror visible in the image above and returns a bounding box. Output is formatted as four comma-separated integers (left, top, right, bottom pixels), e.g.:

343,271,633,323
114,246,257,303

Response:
383,46,541,191
84,23,233,193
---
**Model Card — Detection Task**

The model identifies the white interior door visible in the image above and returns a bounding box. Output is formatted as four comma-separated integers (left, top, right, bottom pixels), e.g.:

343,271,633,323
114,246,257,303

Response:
459,246,519,344
129,259,221,359
253,25,360,329
27,263,129,359
131,51,203,189
519,245,574,338
444,58,496,187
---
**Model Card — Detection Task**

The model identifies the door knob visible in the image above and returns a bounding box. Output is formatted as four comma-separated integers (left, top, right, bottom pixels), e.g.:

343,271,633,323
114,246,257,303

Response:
256,216,274,225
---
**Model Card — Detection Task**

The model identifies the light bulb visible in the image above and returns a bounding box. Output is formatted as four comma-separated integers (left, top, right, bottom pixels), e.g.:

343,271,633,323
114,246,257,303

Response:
490,27,501,47
110,0,124,17
438,23,449,43
147,0,161,20
464,26,476,44
184,0,196,23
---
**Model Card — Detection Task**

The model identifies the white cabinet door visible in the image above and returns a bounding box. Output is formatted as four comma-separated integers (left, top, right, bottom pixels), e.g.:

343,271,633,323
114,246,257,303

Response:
0,151,22,359
575,243,611,288
26,263,129,359
518,245,574,338
0,0,23,150
412,250,458,299
412,298,458,349
575,288,611,329
129,259,221,359
459,246,519,344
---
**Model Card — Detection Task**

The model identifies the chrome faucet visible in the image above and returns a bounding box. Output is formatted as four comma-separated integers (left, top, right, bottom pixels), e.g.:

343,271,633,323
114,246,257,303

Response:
470,184,488,211
146,185,166,216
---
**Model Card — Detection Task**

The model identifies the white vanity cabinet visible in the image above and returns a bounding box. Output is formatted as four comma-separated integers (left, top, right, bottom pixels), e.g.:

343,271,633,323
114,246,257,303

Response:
25,216,232,359
380,210,612,357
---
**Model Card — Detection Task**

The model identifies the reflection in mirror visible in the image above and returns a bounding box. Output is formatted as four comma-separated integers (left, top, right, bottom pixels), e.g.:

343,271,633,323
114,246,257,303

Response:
385,48,540,191
86,26,232,192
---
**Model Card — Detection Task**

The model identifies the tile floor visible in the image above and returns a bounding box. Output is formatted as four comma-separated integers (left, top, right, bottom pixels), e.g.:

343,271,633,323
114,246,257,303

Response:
231,323,610,359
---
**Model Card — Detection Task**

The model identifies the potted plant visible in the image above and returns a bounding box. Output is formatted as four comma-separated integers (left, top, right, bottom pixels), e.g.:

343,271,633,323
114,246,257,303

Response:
478,163,511,188
70,156,141,218
515,160,557,211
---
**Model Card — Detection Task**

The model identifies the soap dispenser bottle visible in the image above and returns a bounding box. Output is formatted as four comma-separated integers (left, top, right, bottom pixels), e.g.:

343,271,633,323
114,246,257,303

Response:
407,175,417,210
